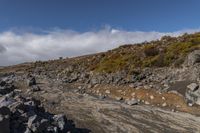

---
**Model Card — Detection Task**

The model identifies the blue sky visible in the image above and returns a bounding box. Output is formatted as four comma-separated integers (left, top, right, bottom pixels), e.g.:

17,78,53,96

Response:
0,0,200,32
0,0,200,66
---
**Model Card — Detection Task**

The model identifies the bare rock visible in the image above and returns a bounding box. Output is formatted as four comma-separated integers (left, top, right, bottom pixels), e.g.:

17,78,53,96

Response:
187,50,200,65
115,97,123,101
187,83,199,92
53,114,66,131
126,98,139,106
27,76,36,86
31,85,41,92
105,90,110,94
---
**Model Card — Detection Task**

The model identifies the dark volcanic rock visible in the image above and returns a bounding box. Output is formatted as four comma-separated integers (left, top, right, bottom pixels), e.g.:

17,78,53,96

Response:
27,76,36,86
30,85,41,92
0,106,11,133
0,78,81,133
53,114,66,131
0,81,15,95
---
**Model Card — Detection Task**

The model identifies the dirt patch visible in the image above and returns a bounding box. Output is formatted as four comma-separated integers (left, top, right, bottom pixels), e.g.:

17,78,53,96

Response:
88,84,200,116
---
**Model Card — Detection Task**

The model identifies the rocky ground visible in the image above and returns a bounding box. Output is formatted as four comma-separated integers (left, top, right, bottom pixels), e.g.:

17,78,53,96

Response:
1,33,200,132
0,71,200,133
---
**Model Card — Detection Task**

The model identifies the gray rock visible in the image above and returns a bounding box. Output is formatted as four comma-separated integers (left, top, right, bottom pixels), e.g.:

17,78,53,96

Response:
27,77,36,86
0,96,16,108
99,95,106,100
31,85,41,92
90,78,99,85
187,50,200,65
53,114,66,131
28,115,40,132
115,97,123,101
24,128,32,133
126,99,139,106
187,83,199,92
0,84,15,95
185,88,200,105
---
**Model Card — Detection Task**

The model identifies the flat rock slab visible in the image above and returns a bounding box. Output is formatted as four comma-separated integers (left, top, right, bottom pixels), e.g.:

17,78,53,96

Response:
27,78,200,133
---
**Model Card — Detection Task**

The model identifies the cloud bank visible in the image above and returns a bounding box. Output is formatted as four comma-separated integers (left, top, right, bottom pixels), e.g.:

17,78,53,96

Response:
0,27,199,66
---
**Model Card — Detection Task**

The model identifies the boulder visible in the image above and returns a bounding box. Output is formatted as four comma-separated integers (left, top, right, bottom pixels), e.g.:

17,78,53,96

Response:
0,115,10,133
0,107,10,133
187,83,199,92
0,84,15,95
185,86,200,105
27,77,36,86
187,50,200,65
0,96,16,108
53,114,66,131
0,79,73,132
0,80,6,86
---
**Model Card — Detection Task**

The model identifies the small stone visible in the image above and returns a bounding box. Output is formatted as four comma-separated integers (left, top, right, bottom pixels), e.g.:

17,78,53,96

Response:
31,85,41,92
87,84,92,89
144,85,149,89
117,90,122,92
162,102,167,107
115,97,123,101
162,97,166,100
126,98,139,106
131,92,135,97
188,103,193,107
78,86,82,89
144,101,150,105
149,85,153,88
129,83,135,88
150,95,154,100
99,95,106,99
96,90,99,94
105,90,110,94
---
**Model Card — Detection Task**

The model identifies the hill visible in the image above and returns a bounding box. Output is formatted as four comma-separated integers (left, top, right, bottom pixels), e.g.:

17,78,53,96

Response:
1,32,200,132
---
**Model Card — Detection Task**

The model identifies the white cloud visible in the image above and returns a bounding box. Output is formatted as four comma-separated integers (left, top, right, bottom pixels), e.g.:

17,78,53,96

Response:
0,27,199,66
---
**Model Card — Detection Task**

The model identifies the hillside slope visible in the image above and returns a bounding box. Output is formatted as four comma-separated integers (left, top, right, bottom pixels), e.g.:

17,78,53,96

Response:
1,32,200,132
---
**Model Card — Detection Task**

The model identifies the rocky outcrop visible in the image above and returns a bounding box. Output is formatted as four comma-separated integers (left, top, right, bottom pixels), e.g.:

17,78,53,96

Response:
0,77,81,133
186,50,200,65
185,83,200,106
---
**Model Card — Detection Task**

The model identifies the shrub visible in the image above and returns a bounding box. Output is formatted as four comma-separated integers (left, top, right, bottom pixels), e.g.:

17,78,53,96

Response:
144,45,159,57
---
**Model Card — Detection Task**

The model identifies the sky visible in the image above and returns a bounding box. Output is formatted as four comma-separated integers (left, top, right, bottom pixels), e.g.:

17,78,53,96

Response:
0,0,200,66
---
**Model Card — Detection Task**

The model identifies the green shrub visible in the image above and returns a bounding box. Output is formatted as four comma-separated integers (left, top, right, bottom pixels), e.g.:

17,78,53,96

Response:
144,45,159,57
